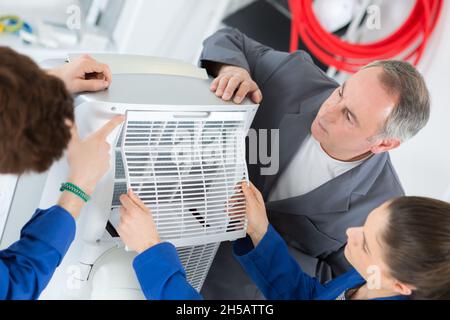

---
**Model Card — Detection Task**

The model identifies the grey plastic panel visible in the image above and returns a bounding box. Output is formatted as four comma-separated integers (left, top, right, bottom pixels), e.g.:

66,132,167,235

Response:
76,74,254,107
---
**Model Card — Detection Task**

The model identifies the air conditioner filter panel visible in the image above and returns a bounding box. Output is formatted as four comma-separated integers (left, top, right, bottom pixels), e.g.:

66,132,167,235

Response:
121,110,248,247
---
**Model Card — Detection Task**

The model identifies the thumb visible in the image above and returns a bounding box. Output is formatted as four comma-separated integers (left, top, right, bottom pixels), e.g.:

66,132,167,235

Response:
249,182,264,205
128,189,149,213
241,181,256,205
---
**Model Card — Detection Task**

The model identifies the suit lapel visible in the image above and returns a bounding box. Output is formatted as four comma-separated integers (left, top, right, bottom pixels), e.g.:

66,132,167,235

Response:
266,152,389,216
261,110,316,197
266,166,354,215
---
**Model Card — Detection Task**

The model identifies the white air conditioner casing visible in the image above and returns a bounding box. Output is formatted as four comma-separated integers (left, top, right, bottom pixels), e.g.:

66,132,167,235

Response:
38,56,258,299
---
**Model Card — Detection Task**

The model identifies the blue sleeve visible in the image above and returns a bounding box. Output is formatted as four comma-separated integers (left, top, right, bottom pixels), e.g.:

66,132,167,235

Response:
0,206,76,300
133,242,203,300
232,224,326,300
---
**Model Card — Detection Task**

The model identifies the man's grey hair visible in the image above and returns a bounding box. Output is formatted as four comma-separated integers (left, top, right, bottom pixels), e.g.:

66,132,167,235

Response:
363,60,430,142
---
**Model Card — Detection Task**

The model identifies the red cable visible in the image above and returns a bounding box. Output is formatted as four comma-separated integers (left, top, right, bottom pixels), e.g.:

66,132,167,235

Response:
288,0,443,73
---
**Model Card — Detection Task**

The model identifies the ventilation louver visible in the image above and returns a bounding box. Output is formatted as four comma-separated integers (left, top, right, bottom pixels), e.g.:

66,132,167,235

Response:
176,242,220,292
120,110,249,247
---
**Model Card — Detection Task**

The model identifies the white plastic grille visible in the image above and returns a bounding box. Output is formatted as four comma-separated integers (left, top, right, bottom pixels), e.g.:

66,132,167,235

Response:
121,111,248,247
176,242,220,292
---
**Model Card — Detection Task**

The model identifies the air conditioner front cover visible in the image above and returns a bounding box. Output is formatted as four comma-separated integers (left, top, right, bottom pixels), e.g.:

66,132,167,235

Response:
117,109,250,247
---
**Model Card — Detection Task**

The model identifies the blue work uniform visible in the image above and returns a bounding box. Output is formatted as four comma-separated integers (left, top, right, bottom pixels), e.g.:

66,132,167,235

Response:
133,224,407,300
0,206,75,300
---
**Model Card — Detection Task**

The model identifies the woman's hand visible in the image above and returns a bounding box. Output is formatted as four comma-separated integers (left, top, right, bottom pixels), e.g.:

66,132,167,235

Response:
48,55,112,93
241,181,269,246
67,116,124,195
59,116,124,218
117,189,161,254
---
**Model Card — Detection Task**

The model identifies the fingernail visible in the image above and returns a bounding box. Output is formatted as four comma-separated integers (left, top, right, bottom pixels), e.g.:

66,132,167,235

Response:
223,93,230,100
234,96,241,103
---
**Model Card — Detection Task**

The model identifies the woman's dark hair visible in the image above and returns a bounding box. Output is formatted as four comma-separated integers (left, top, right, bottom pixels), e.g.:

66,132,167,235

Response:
384,196,450,300
0,46,74,174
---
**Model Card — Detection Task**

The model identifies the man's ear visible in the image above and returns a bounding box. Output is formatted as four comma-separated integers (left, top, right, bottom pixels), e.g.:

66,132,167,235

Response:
370,138,401,154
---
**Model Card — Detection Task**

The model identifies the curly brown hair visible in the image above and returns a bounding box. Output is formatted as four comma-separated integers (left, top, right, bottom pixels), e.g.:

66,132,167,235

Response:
0,46,74,174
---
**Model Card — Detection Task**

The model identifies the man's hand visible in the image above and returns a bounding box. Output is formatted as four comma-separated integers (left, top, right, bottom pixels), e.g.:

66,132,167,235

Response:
210,65,262,104
241,181,269,247
48,54,112,93
118,189,161,254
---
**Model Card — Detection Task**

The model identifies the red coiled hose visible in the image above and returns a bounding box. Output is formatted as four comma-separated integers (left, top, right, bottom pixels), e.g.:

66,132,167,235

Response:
288,0,444,73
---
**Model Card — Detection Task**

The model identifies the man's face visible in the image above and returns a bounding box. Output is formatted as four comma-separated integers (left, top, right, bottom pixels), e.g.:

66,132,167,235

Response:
311,67,399,160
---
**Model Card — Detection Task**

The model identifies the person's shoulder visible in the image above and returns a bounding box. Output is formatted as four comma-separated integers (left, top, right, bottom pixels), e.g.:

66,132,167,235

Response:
350,152,404,196
382,153,405,195
271,50,338,90
319,268,364,299
291,50,315,64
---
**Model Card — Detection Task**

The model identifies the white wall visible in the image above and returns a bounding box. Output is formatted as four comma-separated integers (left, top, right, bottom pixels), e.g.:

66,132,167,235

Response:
389,0,450,200
112,0,231,64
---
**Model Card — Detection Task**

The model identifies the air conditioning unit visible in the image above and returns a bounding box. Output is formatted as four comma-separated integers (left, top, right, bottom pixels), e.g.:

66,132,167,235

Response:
38,55,258,299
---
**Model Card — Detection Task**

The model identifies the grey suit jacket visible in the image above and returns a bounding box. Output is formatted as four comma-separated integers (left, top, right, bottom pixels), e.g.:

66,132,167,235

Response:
199,27,405,299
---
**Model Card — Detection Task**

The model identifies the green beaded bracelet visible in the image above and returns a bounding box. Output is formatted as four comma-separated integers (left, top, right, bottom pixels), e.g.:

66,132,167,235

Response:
60,182,91,202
